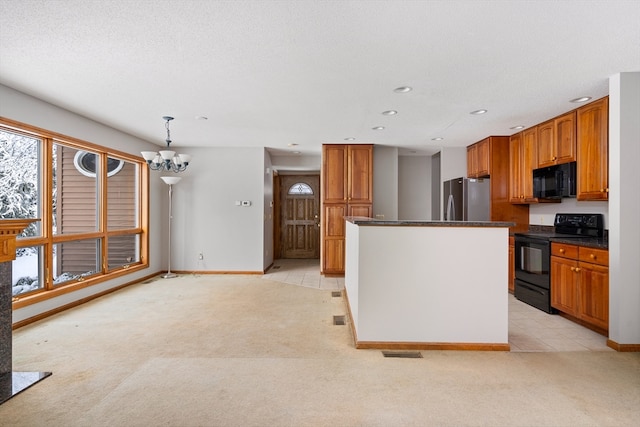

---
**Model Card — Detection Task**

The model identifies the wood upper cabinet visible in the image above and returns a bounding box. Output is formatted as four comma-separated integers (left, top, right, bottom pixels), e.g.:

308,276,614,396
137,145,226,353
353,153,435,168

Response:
509,129,537,203
347,145,373,204
551,242,609,331
536,112,576,168
322,145,348,203
577,97,608,201
321,144,373,275
467,138,490,178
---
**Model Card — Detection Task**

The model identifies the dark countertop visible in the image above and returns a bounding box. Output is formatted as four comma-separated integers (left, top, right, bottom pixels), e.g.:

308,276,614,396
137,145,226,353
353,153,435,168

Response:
549,236,608,249
345,217,515,228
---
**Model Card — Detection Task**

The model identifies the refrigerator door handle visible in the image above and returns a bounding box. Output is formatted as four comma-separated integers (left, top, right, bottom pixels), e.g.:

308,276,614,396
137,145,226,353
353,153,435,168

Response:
446,194,455,221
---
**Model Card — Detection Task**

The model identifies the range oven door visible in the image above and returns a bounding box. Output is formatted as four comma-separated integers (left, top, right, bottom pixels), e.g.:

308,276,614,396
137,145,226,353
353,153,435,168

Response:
514,235,550,289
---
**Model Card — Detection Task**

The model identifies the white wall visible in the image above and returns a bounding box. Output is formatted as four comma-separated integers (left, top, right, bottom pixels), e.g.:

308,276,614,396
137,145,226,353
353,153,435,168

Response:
529,199,609,228
0,84,165,323
609,72,640,346
170,146,267,272
398,155,431,220
372,146,398,220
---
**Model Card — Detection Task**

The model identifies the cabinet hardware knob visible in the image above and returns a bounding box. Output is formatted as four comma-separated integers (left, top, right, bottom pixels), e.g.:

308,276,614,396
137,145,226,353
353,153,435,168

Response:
606,188,609,193
570,267,575,272
559,249,565,254
575,267,581,272
553,156,557,160
590,254,596,259
600,188,604,192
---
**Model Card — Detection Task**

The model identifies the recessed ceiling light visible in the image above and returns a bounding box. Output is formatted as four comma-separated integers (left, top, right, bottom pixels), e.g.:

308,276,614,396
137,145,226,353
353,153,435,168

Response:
344,137,355,141
470,109,488,115
510,125,525,130
292,151,301,155
431,137,444,141
287,143,298,147
570,97,592,103
382,110,398,116
372,126,385,130
393,86,412,93
195,116,208,120
409,150,417,154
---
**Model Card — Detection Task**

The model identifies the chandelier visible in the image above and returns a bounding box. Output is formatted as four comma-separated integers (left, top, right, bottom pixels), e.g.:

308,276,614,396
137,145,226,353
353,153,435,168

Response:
141,116,191,173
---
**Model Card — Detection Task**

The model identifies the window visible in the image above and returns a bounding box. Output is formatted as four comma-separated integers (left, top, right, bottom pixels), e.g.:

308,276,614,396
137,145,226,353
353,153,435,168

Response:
288,182,313,195
1,118,148,306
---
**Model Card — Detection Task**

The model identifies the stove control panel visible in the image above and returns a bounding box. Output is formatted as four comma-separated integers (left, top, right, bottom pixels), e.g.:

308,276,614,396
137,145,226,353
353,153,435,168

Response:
554,213,604,236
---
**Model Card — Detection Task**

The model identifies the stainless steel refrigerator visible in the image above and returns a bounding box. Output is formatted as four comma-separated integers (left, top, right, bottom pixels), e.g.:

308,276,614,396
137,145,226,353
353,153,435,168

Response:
443,177,490,221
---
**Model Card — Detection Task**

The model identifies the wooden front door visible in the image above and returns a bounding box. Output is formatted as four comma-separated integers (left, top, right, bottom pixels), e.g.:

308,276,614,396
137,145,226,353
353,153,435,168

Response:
281,175,320,259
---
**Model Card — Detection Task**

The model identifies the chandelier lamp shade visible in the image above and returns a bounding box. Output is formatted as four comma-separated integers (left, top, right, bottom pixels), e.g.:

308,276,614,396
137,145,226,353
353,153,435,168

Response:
141,116,191,173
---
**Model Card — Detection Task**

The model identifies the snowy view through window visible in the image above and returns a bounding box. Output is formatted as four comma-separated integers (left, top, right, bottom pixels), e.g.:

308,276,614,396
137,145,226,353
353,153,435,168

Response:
0,129,42,296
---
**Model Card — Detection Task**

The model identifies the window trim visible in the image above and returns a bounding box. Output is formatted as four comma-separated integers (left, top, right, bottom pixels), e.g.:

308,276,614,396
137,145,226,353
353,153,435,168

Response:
1,116,150,309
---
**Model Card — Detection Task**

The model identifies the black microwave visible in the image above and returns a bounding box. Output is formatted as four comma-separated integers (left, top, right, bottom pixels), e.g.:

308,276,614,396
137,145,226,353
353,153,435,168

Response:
533,162,577,199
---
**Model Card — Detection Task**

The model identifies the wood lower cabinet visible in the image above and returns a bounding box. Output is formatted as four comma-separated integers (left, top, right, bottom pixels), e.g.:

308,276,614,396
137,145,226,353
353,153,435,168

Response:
321,144,373,275
551,242,609,331
577,97,608,201
508,236,514,293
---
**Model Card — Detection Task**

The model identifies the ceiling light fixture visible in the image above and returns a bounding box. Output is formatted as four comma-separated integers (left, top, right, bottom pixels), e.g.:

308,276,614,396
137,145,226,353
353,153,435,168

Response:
344,137,355,141
470,109,488,115
141,116,191,173
288,143,299,147
431,137,444,141
393,86,412,93
382,110,398,116
372,126,385,130
570,97,592,103
510,125,525,130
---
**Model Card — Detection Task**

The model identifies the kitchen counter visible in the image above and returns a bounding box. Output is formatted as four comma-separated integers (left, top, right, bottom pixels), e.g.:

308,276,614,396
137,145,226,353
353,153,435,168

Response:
346,217,515,228
344,219,510,351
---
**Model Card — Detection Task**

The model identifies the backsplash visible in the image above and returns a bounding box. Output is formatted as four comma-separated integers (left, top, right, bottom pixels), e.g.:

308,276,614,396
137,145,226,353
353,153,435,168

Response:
529,198,608,227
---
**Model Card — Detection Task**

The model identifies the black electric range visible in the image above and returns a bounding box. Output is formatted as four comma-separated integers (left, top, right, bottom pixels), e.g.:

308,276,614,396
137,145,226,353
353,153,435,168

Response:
513,213,605,313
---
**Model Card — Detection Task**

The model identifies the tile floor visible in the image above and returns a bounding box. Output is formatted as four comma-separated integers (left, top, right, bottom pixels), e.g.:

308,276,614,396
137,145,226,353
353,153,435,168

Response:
263,258,612,352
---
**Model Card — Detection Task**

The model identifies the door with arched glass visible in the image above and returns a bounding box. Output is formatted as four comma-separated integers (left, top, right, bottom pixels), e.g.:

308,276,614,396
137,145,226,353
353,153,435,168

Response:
280,175,320,258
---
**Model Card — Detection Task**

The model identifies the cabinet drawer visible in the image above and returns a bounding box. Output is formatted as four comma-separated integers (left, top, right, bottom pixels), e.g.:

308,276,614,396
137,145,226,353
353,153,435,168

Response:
551,242,578,259
578,247,608,266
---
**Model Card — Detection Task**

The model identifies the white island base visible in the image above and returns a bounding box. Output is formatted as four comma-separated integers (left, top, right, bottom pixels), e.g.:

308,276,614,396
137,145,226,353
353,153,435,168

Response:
344,219,510,351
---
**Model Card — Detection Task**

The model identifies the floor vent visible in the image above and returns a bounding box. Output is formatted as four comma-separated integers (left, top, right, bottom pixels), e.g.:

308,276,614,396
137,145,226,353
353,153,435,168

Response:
333,315,346,326
331,291,342,297
382,351,423,359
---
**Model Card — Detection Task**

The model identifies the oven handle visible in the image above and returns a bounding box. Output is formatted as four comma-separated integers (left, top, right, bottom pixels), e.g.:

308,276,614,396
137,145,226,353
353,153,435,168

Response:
518,282,546,296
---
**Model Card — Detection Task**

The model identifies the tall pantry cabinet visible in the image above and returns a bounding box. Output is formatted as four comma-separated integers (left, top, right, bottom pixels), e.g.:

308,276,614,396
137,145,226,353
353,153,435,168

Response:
321,144,373,275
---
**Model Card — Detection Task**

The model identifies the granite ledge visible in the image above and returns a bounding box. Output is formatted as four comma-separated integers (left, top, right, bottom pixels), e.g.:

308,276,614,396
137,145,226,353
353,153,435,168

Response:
345,217,515,228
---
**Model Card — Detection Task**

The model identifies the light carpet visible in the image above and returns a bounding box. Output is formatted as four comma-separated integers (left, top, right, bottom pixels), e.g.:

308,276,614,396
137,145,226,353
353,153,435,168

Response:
1,274,638,426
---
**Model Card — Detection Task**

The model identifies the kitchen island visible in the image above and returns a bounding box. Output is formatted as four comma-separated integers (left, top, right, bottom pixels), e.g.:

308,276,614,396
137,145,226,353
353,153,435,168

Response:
344,217,513,351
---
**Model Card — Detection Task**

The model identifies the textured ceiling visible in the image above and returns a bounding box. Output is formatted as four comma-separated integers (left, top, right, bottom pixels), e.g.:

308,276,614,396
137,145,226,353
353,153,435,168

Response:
1,0,639,169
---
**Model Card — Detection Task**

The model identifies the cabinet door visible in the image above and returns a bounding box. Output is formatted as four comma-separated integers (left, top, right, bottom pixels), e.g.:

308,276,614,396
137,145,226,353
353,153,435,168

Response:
509,132,524,203
321,203,346,274
348,204,372,218
347,145,373,203
508,237,514,293
555,111,576,164
322,145,347,203
577,97,608,200
521,127,537,202
536,120,555,168
551,255,578,316
467,144,477,178
476,138,490,177
578,263,609,331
